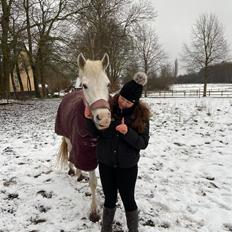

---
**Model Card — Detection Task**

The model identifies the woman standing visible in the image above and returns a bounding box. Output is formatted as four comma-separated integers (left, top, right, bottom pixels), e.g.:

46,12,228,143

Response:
86,72,150,232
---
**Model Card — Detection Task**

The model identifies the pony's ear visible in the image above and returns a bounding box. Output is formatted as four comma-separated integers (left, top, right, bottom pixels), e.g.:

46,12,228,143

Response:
77,53,86,70
101,53,109,70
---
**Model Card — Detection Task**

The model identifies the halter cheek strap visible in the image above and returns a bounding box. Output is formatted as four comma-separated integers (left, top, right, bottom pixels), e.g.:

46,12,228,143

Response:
89,99,110,111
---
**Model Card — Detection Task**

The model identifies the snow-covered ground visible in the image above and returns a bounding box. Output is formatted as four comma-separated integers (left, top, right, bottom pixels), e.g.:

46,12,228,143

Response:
0,97,232,232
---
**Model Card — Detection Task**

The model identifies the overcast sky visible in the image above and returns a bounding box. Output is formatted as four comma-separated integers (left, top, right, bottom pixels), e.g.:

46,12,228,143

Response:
151,0,232,74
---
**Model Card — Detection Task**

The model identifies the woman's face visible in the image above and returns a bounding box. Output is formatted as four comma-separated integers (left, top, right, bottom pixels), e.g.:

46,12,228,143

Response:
118,95,134,109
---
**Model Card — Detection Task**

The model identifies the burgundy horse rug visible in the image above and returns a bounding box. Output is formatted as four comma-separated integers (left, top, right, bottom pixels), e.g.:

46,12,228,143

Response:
55,90,97,171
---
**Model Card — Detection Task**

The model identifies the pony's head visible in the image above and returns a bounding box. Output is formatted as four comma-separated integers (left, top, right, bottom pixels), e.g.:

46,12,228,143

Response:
78,53,111,130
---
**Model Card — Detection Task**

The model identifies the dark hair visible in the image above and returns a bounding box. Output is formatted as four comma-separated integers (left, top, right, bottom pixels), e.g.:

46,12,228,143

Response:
110,94,151,133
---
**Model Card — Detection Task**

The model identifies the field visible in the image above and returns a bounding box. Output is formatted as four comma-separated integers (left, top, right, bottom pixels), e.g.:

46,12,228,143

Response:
0,96,232,232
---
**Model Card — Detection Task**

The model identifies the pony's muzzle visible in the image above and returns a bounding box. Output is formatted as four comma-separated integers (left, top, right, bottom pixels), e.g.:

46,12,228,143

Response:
93,109,111,129
89,99,111,129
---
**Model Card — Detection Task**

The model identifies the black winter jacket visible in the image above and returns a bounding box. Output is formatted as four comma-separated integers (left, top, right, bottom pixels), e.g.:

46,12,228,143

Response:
86,104,150,168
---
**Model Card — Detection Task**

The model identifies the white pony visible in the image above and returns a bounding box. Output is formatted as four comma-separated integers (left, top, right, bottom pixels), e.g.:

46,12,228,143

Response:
56,53,111,222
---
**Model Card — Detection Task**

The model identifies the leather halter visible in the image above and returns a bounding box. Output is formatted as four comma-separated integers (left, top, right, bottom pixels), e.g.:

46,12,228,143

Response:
89,99,110,111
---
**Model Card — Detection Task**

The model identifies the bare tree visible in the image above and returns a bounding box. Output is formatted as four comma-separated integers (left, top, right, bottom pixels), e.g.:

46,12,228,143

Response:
182,13,229,96
20,0,84,97
69,0,155,90
133,25,166,96
22,0,41,97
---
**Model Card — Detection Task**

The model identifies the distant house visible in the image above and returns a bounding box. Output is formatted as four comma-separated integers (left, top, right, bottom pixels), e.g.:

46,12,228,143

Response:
10,51,35,95
10,67,35,92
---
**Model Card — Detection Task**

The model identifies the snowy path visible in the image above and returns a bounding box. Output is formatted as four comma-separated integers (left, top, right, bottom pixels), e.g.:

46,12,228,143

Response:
0,98,232,232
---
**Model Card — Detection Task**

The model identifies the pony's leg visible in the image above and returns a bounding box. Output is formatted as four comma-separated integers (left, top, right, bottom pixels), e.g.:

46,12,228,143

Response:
76,168,86,182
88,170,100,222
68,162,76,176
64,137,76,176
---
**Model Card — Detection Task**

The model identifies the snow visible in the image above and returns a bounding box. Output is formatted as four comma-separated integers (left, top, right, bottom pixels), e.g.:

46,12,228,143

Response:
0,97,232,232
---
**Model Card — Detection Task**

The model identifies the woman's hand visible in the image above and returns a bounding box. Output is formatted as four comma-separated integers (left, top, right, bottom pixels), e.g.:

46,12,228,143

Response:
115,117,128,134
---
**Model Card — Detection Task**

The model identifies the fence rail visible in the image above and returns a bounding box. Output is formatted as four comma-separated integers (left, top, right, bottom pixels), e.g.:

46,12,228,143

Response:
147,90,232,98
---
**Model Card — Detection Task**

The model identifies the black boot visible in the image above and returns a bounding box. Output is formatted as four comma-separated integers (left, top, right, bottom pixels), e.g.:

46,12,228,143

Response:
126,209,138,232
101,207,116,232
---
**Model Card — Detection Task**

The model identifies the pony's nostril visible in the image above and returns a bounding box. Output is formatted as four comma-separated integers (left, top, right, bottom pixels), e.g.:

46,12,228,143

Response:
96,114,101,121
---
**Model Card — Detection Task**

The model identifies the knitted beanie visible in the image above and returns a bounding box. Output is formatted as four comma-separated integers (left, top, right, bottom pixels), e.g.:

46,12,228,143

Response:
119,72,148,103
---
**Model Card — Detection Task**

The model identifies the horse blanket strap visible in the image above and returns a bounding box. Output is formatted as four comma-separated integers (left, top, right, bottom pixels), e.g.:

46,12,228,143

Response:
89,99,110,111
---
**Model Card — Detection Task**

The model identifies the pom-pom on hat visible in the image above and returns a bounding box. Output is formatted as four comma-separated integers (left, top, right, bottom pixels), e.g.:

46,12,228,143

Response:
119,72,147,103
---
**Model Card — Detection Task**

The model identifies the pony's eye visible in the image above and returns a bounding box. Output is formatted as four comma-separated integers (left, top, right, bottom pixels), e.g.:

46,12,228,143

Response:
83,84,88,89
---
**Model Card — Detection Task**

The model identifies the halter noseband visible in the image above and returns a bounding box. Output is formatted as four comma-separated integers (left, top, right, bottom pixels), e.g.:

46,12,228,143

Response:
89,99,110,111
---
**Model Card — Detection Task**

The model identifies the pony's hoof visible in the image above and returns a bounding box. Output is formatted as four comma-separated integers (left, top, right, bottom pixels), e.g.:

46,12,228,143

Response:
77,174,89,182
68,169,75,176
89,212,100,223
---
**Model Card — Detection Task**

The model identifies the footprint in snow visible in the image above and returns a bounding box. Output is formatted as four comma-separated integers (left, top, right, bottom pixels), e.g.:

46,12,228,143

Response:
113,221,124,232
142,219,155,227
152,162,163,171
30,216,47,225
159,221,171,229
223,223,232,231
3,177,17,187
36,190,53,199
2,147,16,156
35,204,51,213
4,193,19,200
1,206,16,214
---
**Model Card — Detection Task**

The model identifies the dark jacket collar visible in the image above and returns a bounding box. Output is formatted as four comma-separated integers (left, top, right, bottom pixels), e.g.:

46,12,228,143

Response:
113,104,136,118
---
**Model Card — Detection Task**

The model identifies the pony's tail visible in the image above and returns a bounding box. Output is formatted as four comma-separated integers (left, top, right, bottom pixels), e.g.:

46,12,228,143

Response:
56,137,69,169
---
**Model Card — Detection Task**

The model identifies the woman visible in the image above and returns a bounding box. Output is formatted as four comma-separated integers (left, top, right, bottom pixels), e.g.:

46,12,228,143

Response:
86,72,150,232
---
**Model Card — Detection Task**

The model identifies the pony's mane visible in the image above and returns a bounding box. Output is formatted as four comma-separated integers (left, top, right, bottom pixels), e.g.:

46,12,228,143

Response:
81,60,104,77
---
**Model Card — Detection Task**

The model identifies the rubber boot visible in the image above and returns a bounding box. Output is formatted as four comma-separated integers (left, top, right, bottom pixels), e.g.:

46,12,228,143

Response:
101,207,116,232
126,209,138,232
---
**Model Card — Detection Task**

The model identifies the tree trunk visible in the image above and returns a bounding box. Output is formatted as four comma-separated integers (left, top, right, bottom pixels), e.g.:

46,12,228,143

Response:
23,61,32,91
0,0,12,99
1,42,10,99
0,55,3,98
15,60,24,92
144,59,148,97
203,65,208,97
31,64,41,97
37,48,46,97
10,71,17,98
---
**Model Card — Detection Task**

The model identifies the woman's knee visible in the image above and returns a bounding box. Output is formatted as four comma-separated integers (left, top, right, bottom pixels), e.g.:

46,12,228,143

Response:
104,195,118,208
123,200,137,212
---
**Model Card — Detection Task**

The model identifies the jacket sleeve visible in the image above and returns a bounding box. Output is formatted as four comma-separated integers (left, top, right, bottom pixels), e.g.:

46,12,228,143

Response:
122,121,150,150
85,118,100,137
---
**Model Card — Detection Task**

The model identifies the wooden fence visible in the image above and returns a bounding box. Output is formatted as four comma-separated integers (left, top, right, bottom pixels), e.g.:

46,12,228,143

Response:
147,90,232,98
